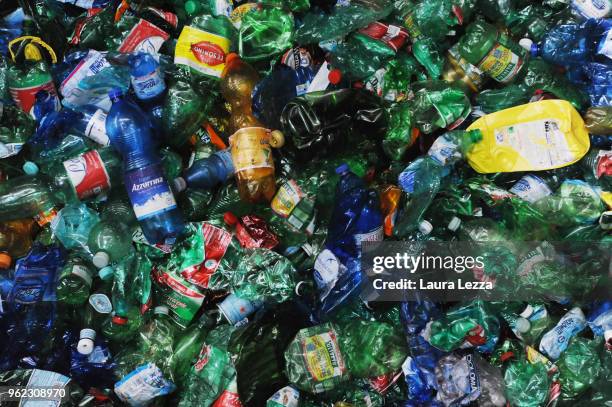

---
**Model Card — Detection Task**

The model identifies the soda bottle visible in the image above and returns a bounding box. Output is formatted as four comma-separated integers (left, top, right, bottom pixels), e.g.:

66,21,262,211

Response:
128,52,166,122
56,254,95,305
87,219,133,269
106,88,185,245
173,148,234,192
50,203,100,255
221,53,284,203
0,219,35,268
457,20,528,84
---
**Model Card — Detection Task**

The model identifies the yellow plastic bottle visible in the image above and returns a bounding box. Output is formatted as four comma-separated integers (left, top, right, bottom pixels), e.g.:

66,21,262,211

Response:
221,53,284,203
466,100,590,173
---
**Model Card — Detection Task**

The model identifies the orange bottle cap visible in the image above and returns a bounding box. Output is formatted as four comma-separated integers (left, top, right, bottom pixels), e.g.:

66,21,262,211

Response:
0,253,11,269
328,69,342,85
225,53,240,64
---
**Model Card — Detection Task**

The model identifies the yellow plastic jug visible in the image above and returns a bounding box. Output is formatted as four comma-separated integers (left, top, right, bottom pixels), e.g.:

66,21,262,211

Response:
466,100,590,173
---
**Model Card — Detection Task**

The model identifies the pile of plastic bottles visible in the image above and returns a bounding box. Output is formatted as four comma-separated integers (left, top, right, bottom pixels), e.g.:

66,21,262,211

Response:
0,0,611,405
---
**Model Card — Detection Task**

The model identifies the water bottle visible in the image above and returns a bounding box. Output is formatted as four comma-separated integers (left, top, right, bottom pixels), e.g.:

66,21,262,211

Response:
50,203,101,255
173,149,234,192
87,220,133,269
71,105,111,146
128,52,166,122
106,88,185,245
55,254,95,305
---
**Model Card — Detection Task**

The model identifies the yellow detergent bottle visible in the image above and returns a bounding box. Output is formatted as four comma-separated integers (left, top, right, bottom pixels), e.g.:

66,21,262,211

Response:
466,100,590,173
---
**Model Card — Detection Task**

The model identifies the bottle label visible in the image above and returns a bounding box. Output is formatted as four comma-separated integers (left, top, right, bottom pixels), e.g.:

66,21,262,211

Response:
182,223,232,288
0,142,24,159
493,119,574,169
71,264,93,288
118,19,169,54
229,127,274,171
281,47,313,69
152,268,205,328
9,78,58,114
125,164,177,220
509,175,553,203
34,207,58,227
131,68,165,100
572,0,611,18
359,22,409,52
84,109,110,146
89,293,112,313
477,42,523,83
114,363,176,406
354,226,384,246
300,329,346,384
287,200,316,235
60,50,112,109
175,26,231,78
27,369,70,393
64,150,111,200
218,294,261,325
403,13,422,39
314,249,342,301
271,180,304,218
229,3,258,29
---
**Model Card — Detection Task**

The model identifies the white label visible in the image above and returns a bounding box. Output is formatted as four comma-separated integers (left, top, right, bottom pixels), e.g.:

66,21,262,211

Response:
598,28,612,59
60,50,111,110
354,226,384,245
22,370,70,407
89,293,112,314
428,136,460,166
572,0,611,18
314,249,341,301
84,109,110,146
114,363,175,406
72,264,93,288
268,386,300,407
295,82,309,96
509,175,553,203
306,63,331,93
131,69,165,100
0,142,24,159
494,119,574,169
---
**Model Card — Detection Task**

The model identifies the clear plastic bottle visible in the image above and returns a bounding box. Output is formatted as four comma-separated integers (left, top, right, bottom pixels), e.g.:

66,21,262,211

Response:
87,220,133,269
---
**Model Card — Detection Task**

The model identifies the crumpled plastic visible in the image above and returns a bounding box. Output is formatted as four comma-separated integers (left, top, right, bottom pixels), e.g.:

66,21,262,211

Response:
239,8,295,62
558,337,603,400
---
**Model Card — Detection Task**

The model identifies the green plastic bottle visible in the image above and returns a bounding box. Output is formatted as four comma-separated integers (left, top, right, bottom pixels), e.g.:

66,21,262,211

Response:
87,219,133,269
56,255,95,305
170,315,214,387
7,60,59,114
458,20,528,83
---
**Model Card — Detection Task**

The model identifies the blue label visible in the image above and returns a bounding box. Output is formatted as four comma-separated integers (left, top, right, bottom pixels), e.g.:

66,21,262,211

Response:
131,69,165,100
125,164,177,220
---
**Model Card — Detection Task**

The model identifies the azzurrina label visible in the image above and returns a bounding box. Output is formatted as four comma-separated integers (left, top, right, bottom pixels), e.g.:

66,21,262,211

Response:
125,163,177,220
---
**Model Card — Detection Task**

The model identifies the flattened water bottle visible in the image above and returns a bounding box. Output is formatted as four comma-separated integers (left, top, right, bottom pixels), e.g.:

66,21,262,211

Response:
106,88,185,245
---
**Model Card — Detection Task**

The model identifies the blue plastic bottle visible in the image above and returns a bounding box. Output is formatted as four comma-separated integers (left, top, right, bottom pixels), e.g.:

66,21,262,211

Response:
106,88,184,246
173,149,234,192
71,105,111,146
314,164,383,317
524,19,612,66
128,53,166,121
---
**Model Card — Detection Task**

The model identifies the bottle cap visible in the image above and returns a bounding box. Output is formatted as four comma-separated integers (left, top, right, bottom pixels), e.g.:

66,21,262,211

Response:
518,38,533,51
223,211,238,226
93,251,110,269
418,220,433,235
269,130,285,148
225,53,239,64
295,280,312,296
469,130,483,143
514,317,531,333
184,0,197,15
447,216,461,232
98,266,114,281
112,315,128,325
520,303,534,318
173,177,187,193
22,161,39,175
0,253,11,269
77,328,96,355
108,88,123,101
335,163,349,175
328,69,342,85
154,305,169,315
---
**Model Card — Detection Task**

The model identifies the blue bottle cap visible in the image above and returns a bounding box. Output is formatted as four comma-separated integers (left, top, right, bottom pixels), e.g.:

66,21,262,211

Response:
98,266,114,281
108,88,124,101
335,163,349,174
22,161,39,175
530,43,539,58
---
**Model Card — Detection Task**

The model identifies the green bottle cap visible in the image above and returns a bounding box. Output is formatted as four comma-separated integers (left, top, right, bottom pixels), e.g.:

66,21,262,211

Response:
23,161,39,175
185,0,198,15
470,130,483,143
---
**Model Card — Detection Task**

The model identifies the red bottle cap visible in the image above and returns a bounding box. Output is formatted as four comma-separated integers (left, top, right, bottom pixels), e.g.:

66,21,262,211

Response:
112,315,128,325
223,211,238,226
328,69,342,85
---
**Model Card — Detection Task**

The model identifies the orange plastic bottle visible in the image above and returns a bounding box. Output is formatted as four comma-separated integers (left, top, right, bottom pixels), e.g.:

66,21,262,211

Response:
0,219,36,268
220,53,284,203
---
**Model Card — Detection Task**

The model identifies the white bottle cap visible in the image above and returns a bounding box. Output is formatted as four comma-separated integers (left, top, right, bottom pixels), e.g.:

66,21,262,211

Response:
154,305,169,315
447,216,461,232
520,304,534,319
514,317,531,333
173,177,187,193
418,220,433,235
92,251,110,269
77,328,96,355
518,38,533,51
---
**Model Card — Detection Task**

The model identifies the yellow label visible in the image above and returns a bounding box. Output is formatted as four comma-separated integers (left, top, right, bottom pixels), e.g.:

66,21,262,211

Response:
302,332,344,382
403,14,421,39
466,100,591,173
229,127,274,172
477,43,522,83
230,3,257,28
271,180,303,218
601,191,612,208
175,26,230,78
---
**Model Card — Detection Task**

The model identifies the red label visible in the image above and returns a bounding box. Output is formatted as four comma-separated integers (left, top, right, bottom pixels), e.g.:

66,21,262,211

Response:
9,80,57,114
35,207,58,226
359,22,409,52
211,390,242,407
63,150,110,200
146,7,178,28
595,151,612,178
191,41,226,66
118,19,169,53
181,223,232,289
